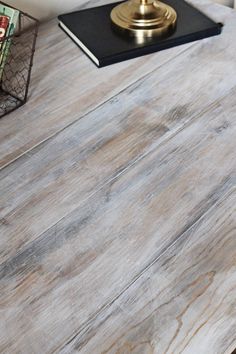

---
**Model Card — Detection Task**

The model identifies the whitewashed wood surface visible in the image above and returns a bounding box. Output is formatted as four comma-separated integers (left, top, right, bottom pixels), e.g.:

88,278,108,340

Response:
0,1,236,353
61,189,236,354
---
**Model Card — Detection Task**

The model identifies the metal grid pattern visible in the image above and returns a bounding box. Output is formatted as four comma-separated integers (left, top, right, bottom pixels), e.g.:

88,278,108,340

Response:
0,3,38,118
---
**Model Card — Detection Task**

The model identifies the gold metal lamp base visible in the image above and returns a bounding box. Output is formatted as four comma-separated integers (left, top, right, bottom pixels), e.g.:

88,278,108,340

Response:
111,0,177,40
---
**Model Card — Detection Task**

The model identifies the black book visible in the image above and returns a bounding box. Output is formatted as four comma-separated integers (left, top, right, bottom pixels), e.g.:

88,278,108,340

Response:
58,0,222,68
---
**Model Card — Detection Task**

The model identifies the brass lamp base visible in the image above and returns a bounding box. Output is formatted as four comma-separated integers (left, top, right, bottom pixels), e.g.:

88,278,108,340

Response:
111,0,177,40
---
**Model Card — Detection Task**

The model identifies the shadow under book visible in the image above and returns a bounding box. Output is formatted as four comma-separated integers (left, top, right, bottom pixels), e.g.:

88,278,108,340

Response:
58,0,222,68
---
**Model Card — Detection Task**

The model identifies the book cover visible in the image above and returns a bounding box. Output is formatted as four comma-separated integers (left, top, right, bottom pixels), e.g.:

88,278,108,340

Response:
58,0,222,68
0,4,19,77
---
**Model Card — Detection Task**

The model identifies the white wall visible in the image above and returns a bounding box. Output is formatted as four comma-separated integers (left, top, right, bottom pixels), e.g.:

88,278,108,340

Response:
5,0,235,21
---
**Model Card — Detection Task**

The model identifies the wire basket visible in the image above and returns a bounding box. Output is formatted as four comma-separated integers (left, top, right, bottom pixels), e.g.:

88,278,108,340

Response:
0,2,38,118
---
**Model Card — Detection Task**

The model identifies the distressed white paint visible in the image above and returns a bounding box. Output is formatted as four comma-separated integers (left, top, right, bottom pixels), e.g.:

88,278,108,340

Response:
0,1,236,354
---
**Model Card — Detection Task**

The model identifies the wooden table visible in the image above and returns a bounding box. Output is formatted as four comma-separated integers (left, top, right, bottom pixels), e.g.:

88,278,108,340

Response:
0,1,236,353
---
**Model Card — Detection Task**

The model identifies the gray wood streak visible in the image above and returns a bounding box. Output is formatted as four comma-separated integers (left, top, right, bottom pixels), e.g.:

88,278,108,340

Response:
0,8,236,264
0,20,192,169
0,1,236,353
0,91,236,353
61,189,236,354
0,1,232,169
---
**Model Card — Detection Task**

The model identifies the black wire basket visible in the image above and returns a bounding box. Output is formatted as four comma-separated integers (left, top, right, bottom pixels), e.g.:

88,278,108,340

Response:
0,2,38,118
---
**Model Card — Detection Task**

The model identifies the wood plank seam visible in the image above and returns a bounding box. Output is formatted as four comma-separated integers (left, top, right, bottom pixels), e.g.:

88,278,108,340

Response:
0,43,197,173
1,85,235,270
56,187,236,353
1,5,235,350
1,88,235,352
14,178,230,352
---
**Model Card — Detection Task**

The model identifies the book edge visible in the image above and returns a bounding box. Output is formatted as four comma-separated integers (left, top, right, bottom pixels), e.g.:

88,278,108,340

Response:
58,1,223,68
97,24,223,67
59,21,100,67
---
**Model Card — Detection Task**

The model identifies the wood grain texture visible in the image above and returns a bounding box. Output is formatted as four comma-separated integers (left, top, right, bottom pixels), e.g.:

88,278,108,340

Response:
0,90,236,353
0,5,236,265
61,189,236,354
0,1,232,169
0,20,192,169
0,1,236,353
